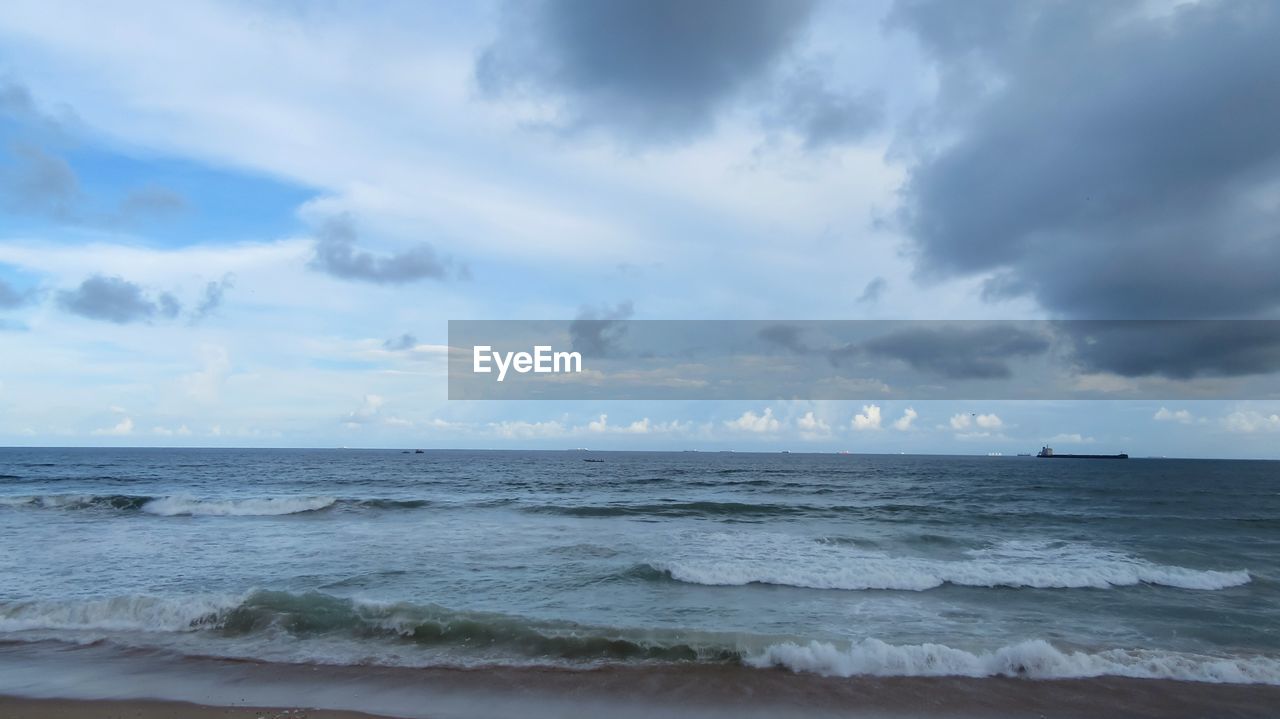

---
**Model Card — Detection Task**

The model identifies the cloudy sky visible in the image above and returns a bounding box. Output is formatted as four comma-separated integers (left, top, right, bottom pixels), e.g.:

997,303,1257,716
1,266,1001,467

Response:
1,0,1278,456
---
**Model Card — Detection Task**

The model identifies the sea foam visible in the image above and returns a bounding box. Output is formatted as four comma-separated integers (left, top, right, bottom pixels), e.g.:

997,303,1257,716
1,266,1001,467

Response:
0,594,241,633
140,495,337,516
0,493,415,515
4,592,1279,684
649,534,1250,591
747,638,1280,684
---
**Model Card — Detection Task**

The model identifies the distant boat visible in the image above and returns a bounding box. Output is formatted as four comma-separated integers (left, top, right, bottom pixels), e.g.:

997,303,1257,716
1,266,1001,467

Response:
414,449,425,454
1037,446,1127,459
583,458,604,463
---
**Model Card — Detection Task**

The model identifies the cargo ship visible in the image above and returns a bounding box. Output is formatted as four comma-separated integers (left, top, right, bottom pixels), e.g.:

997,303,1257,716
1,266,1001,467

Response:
1037,446,1128,459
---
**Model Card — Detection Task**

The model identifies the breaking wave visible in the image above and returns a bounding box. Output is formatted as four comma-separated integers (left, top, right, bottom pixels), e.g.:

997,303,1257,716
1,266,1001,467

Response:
0,494,153,511
2,591,1278,684
643,534,1251,591
140,496,338,516
0,591,734,663
0,594,238,633
0,494,430,516
523,501,811,518
747,638,1280,684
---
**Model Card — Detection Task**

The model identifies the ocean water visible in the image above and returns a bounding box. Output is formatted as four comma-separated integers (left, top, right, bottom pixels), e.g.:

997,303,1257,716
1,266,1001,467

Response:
1,448,1278,685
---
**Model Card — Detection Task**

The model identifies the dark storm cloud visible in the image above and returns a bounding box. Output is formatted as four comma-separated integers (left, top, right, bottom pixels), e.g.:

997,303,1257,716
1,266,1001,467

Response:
58,275,182,324
309,216,460,284
156,292,181,319
0,77,77,132
758,321,1051,379
2,80,80,220
857,324,1051,379
758,323,812,354
0,79,37,118
892,0,1280,319
1,143,79,220
1,143,189,226
569,300,634,357
0,142,188,223
477,0,817,143
190,275,233,323
1062,321,1280,380
2,80,184,226
384,333,417,351
765,70,883,149
857,276,887,304
0,278,34,309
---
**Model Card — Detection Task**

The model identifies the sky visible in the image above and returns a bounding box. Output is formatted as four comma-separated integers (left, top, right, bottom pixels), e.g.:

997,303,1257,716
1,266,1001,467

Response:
0,0,1278,457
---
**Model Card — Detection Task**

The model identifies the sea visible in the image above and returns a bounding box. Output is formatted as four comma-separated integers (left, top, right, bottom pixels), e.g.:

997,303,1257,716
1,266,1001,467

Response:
1,448,1278,696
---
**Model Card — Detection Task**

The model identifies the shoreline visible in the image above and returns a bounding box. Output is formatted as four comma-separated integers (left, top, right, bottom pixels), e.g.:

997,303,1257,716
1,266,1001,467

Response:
0,696,394,719
6,672,1280,719
3,641,1280,719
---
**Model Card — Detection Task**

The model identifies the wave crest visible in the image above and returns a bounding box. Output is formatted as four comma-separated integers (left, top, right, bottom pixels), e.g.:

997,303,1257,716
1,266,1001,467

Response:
645,535,1250,591
0,494,430,516
140,496,337,516
0,591,734,663
747,638,1280,684
4,591,1278,684
0,594,239,633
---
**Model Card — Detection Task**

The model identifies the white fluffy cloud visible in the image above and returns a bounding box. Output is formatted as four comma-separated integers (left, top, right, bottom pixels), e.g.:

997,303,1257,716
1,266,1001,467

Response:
91,415,134,436
892,407,917,431
341,394,385,426
180,345,232,403
852,404,882,431
950,412,1001,430
489,419,567,439
796,410,831,436
1046,433,1094,444
586,414,684,435
1223,411,1280,434
151,424,192,436
1154,407,1193,423
725,408,782,433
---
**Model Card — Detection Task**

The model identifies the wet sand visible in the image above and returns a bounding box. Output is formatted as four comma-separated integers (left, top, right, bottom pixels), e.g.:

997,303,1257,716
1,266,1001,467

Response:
0,696,391,719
